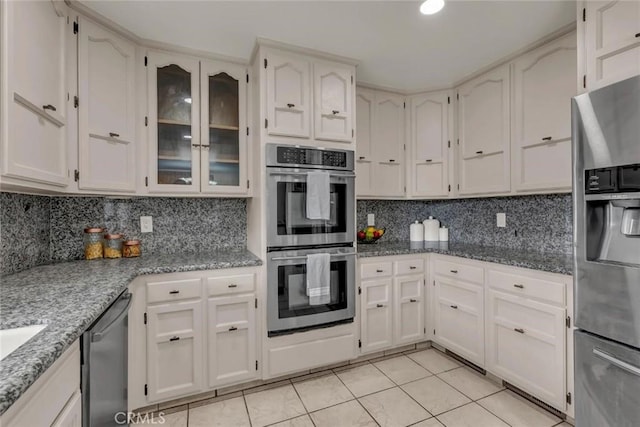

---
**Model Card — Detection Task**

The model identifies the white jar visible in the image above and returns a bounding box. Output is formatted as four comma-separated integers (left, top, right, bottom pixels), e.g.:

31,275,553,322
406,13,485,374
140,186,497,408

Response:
410,221,424,242
423,216,440,241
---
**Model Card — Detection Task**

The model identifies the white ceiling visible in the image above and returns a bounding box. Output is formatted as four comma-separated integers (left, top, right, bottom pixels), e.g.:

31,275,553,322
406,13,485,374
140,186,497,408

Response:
80,0,576,92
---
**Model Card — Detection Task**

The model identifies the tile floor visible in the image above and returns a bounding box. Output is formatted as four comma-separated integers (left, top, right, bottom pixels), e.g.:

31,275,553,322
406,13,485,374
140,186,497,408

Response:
135,348,572,427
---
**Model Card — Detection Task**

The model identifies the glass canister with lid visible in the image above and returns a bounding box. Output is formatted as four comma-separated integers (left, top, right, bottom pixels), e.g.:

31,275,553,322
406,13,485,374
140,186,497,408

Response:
122,239,141,258
103,233,123,258
84,227,105,260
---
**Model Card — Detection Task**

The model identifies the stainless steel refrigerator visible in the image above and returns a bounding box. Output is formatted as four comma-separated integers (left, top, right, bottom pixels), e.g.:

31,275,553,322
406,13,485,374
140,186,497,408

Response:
572,75,640,427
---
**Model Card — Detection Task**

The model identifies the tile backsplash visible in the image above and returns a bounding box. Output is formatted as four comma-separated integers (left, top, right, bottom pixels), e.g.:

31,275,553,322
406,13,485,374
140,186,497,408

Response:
1,193,247,275
357,194,573,254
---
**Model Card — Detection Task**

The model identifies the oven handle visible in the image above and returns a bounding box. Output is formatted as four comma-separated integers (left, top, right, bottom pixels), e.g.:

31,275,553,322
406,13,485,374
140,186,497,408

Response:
268,171,356,178
271,252,357,261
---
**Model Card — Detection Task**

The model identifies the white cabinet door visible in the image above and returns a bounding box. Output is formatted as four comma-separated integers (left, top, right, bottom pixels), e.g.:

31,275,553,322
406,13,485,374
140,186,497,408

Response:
394,275,425,345
585,1,640,90
200,60,248,195
314,62,353,142
147,51,201,193
360,278,393,353
373,93,405,197
208,294,257,388
2,0,68,186
486,289,566,410
409,91,450,198
434,277,484,366
355,88,375,197
147,300,203,402
265,51,311,138
78,17,136,192
51,391,81,427
457,64,510,195
512,33,576,193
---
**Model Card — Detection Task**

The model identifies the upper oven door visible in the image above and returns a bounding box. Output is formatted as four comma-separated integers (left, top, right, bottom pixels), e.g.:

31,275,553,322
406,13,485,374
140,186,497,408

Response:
267,167,355,248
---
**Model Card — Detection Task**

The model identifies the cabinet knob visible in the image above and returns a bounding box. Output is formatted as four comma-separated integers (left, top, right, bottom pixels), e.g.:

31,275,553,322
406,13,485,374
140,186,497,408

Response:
169,290,180,294
109,132,120,138
192,144,201,149
228,284,238,288
42,104,56,111
229,326,238,331
450,269,458,274
332,110,340,115
287,103,295,108
410,298,417,303
475,150,483,155
514,328,525,334
513,284,524,289
450,305,458,309
376,303,385,308
169,336,180,342
542,136,552,141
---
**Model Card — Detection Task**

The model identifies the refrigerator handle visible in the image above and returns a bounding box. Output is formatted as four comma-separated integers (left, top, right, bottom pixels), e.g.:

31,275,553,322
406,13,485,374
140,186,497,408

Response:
91,293,132,342
593,348,640,377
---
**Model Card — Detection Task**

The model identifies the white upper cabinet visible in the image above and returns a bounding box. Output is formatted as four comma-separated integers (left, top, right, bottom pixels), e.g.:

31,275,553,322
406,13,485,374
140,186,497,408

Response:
147,51,201,193
373,92,405,197
512,32,576,193
200,60,248,194
355,87,375,197
408,91,451,198
78,17,136,193
265,51,311,138
314,62,353,142
1,0,68,187
457,64,510,195
584,1,640,90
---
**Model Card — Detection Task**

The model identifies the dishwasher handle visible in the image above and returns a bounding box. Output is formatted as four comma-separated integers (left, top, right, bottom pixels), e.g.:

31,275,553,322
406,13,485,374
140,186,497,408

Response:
92,292,132,342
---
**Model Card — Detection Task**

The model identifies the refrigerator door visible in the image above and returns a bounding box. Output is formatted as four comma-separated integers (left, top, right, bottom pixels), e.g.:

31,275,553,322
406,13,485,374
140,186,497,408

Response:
575,330,640,427
573,75,640,348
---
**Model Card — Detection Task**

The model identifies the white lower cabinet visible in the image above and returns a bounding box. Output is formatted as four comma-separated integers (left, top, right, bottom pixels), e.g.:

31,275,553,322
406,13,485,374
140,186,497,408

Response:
208,294,257,388
146,300,204,402
359,257,425,353
433,277,484,366
52,391,82,427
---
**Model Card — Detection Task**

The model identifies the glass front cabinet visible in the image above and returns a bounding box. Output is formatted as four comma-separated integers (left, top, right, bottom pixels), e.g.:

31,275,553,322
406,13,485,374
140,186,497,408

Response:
147,51,248,195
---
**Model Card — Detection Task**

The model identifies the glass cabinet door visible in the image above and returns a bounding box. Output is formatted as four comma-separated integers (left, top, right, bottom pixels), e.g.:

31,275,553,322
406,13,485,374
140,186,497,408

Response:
147,52,200,192
200,61,247,194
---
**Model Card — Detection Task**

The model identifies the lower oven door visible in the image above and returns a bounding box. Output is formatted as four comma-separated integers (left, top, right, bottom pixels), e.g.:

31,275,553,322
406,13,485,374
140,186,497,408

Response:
267,246,356,336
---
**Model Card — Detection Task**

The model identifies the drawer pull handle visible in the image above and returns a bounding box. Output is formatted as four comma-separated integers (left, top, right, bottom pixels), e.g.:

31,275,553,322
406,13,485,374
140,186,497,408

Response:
228,284,238,288
410,298,417,303
450,305,458,309
376,303,385,308
229,326,238,331
376,269,384,273
514,328,525,334
389,159,395,162
425,159,432,162
450,269,458,274
542,136,552,141
359,156,366,160
513,284,524,289
409,266,417,270
475,150,483,155
109,132,120,138
169,336,180,342
287,103,295,108
332,110,340,115
636,32,640,38
169,290,180,294
42,104,57,111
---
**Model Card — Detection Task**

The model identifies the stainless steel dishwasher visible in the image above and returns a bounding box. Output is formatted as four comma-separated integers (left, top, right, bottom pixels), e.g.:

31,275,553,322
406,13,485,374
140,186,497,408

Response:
81,290,131,427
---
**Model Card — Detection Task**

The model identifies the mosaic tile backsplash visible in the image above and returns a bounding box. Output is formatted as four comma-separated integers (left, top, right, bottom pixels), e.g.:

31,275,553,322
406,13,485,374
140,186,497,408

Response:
1,193,247,275
357,194,573,254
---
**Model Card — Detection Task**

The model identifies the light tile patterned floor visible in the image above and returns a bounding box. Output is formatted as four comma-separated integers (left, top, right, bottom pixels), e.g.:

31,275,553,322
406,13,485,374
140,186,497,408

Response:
135,348,571,427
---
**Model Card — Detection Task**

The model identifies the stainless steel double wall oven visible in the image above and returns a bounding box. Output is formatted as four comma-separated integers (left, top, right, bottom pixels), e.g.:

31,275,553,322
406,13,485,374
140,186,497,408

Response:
266,144,356,336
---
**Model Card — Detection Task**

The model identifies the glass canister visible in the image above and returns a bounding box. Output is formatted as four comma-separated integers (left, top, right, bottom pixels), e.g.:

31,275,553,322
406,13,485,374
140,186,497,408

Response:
84,227,104,260
122,239,141,258
103,233,123,258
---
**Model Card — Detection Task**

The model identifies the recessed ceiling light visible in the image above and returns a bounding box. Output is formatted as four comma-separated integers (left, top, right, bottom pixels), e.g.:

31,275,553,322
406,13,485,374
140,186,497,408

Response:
420,0,445,15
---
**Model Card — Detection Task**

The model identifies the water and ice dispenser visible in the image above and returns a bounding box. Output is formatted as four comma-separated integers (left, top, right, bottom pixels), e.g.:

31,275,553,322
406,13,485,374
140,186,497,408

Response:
584,163,640,266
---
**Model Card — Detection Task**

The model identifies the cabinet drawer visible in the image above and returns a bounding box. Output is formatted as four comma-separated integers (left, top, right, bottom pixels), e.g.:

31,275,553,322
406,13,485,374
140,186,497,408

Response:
489,270,565,305
207,274,255,296
395,259,424,276
434,259,484,284
147,278,202,304
361,261,393,279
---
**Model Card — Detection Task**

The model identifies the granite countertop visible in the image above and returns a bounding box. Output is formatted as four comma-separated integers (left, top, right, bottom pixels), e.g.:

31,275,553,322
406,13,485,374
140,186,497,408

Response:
357,241,573,275
0,249,262,415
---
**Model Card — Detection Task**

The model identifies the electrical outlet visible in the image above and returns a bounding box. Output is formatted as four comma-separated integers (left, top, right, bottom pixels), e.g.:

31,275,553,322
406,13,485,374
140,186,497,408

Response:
367,213,375,226
140,216,153,233
497,213,506,228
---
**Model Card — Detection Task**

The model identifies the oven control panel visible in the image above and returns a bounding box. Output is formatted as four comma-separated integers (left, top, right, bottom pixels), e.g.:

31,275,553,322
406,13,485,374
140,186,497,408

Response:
267,144,354,171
